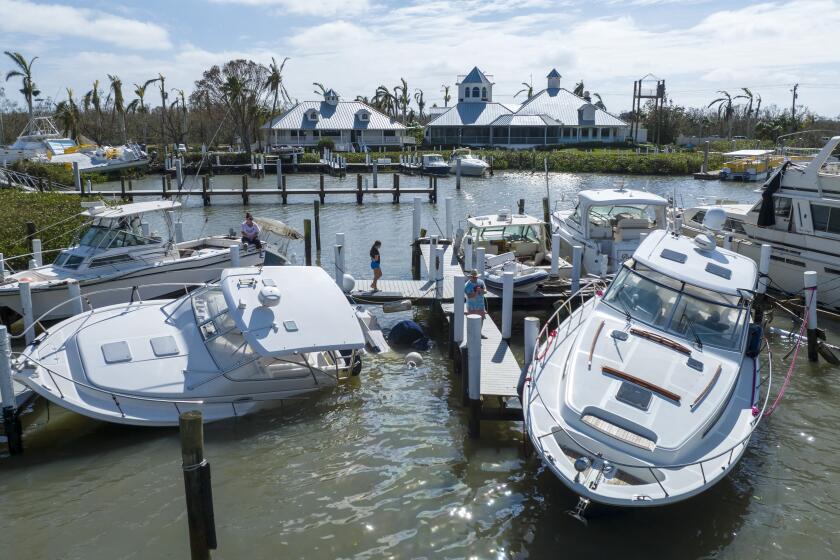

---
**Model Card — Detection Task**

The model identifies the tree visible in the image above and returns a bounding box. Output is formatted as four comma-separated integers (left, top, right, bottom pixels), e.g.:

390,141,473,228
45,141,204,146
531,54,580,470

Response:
193,59,271,156
394,78,409,122
514,81,533,100
266,56,291,120
4,51,39,118
127,78,157,146
157,74,168,151
593,93,607,111
708,90,735,138
573,81,584,97
84,79,105,143
441,85,451,107
313,82,327,97
734,87,754,136
373,85,395,117
108,74,127,144
414,89,425,121
54,88,80,140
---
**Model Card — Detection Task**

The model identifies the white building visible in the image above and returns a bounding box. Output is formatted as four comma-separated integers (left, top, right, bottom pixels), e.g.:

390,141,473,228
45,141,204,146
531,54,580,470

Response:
425,67,630,148
262,89,410,151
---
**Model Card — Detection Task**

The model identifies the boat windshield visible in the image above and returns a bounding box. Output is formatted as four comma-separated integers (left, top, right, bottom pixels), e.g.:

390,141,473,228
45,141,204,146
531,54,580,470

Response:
78,220,156,249
602,265,749,352
588,204,663,228
471,224,540,242
191,286,255,370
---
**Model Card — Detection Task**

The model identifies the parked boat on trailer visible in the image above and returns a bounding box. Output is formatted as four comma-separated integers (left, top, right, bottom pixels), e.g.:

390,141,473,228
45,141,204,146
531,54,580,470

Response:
524,218,772,508
0,201,293,323
12,266,365,426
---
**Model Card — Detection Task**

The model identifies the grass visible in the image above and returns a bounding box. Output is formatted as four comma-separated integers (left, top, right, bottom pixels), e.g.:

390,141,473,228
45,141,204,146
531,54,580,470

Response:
0,190,86,269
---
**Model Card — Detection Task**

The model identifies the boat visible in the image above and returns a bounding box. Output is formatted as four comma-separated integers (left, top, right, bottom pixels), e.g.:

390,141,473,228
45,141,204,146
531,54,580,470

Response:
462,209,556,267
680,136,840,309
0,200,292,323
0,116,149,173
448,148,489,177
551,187,669,276
524,222,771,508
12,266,365,426
483,252,549,294
420,154,450,176
719,149,779,181
355,306,391,354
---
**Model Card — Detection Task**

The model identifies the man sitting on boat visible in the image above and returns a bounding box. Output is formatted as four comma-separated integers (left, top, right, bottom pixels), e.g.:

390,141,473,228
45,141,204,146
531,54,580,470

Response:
241,212,262,249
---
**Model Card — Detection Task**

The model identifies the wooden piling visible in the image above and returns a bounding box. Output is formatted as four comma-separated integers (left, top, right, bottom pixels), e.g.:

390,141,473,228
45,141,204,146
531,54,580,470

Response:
392,174,400,204
120,178,126,200
25,221,36,253
201,176,210,206
127,178,134,202
0,325,23,455
162,175,168,198
431,177,438,203
179,411,217,560
313,201,322,252
319,174,326,204
281,175,288,205
542,196,551,237
303,219,312,266
356,174,363,205
241,174,249,205
805,271,819,362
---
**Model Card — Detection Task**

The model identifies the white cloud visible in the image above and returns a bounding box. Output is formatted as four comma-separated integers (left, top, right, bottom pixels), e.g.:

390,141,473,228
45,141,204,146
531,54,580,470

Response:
208,0,374,16
0,0,171,50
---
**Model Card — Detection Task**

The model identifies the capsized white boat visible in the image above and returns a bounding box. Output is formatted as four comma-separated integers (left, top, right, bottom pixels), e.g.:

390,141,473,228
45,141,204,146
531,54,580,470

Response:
448,148,489,177
483,252,549,294
0,201,292,322
524,225,772,508
12,266,365,426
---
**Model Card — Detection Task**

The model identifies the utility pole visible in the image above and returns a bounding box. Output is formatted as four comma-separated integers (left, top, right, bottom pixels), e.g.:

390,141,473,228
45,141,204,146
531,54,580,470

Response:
790,83,799,132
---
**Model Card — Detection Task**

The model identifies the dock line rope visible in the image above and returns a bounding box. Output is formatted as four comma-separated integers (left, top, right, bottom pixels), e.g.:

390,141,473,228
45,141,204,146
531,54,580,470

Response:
765,286,814,418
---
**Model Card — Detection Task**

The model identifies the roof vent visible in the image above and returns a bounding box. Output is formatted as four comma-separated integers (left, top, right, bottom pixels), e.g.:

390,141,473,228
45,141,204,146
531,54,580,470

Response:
497,208,511,222
258,285,281,307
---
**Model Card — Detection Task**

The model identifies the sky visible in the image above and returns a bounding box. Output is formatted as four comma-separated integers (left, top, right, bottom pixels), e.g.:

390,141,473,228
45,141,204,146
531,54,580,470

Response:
1,0,839,117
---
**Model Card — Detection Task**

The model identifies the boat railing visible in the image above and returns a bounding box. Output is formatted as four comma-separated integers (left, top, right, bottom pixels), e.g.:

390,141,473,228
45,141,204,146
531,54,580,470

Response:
526,285,775,500
0,166,76,192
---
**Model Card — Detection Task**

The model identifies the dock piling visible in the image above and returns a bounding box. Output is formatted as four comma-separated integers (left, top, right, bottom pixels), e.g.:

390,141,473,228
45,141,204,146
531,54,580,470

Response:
518,199,525,214
754,244,771,323
412,197,422,240
229,244,240,267
456,158,462,190
175,220,185,243
73,162,81,192
571,245,583,293
435,245,445,299
467,315,482,438
67,279,83,315
356,174,363,205
313,201,322,252
334,240,346,288
176,158,184,190
805,271,818,362
276,158,283,189
502,265,514,339
0,325,22,455
453,275,465,348
19,280,34,344
201,176,210,206
372,161,378,188
428,235,438,283
393,174,400,203
551,234,560,277
32,239,42,267
542,197,550,236
319,174,325,204
463,235,473,271
179,410,217,560
241,175,249,205
303,220,312,266
445,197,453,240
723,233,733,250
523,316,540,373
475,247,486,279
702,141,710,173
0,253,5,282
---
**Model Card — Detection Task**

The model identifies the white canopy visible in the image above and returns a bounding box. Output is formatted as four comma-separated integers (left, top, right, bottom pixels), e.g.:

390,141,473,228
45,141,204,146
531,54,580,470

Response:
81,200,181,218
220,266,365,357
576,188,668,212
723,149,774,157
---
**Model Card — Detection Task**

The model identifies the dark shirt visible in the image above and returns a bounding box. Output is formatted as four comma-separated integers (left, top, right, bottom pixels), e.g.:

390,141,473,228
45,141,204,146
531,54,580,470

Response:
370,247,380,261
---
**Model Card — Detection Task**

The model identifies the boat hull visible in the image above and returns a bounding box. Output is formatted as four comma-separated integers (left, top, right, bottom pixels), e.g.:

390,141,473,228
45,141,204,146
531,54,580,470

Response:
422,166,450,176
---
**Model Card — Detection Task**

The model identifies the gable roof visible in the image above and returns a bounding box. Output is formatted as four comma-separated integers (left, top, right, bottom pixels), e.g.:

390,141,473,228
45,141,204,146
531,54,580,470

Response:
461,66,491,84
517,88,627,126
547,68,561,78
425,102,513,127
262,101,405,130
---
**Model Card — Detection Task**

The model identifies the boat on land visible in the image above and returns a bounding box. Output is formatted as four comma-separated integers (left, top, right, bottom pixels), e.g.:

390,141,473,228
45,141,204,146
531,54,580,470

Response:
524,217,771,508
420,153,450,176
483,252,549,294
681,136,840,310
0,116,149,173
551,187,669,276
462,209,560,268
448,148,489,177
0,201,293,323
719,149,779,181
12,266,365,426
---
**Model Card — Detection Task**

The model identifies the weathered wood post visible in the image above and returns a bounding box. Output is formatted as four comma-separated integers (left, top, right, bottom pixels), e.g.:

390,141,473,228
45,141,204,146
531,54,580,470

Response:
25,221,36,254
434,245,445,299
542,196,550,237
702,141,710,173
0,325,23,455
127,178,133,202
804,271,819,362
428,235,439,283
502,264,514,339
475,247,486,279
431,177,438,203
372,160,378,188
319,174,326,204
179,410,217,560
463,235,474,271
571,245,583,293
489,154,494,176
229,244,240,267
201,175,210,206
356,174,363,205
280,175,288,205
467,315,482,438
241,174,249,205
165,175,172,197
162,175,168,198
313,201,322,252
120,178,126,199
393,173,400,204
334,237,345,288
176,157,184,190
456,158,462,190
303,219,312,266
276,157,283,189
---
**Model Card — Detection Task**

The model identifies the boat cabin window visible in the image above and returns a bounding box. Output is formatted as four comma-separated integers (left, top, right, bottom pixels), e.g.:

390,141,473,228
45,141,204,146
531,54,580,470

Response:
89,254,134,268
470,224,540,243
689,210,747,234
192,287,256,371
78,221,154,249
810,204,840,235
53,252,84,269
603,265,748,351
774,196,792,219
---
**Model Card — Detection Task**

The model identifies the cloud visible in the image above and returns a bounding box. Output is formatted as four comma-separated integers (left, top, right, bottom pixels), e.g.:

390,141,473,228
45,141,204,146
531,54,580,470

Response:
208,0,373,16
0,0,171,50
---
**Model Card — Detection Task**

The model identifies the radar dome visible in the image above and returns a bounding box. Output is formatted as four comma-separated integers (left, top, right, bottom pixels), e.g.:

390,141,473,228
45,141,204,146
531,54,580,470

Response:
702,207,727,232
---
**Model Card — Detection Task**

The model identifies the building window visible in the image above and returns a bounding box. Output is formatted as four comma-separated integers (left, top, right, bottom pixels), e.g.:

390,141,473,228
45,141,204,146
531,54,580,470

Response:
384,130,396,137
582,128,590,138
601,128,610,138
481,87,487,100
465,88,470,98
472,86,480,98
563,128,572,138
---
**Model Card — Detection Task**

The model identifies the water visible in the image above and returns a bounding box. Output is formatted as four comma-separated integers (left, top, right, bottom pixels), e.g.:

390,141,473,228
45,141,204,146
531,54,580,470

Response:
2,172,838,559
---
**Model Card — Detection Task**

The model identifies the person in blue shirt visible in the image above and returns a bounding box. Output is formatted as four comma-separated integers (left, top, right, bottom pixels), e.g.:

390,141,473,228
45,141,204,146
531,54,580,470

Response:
465,269,486,319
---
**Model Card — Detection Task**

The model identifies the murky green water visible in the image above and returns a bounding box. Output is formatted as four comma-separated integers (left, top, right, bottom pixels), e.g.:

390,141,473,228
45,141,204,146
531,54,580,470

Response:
1,172,838,559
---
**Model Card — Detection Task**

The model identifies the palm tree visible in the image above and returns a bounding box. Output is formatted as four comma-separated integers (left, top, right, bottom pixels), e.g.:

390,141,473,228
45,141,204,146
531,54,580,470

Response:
396,78,410,122
414,89,425,121
708,90,735,138
593,93,607,111
108,74,127,144
4,51,39,118
374,85,395,117
171,88,187,145
127,78,157,146
573,81,585,97
157,74,168,151
84,80,104,143
441,85,451,107
266,57,291,121
355,95,370,104
514,81,533,100
313,82,327,97
54,88,80,140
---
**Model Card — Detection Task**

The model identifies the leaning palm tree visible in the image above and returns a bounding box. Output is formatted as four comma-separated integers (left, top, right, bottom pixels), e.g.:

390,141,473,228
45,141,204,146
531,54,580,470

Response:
157,74,168,151
514,81,533,100
54,88,81,140
708,90,735,138
266,56,291,121
593,93,607,111
4,51,39,118
84,80,104,143
128,78,158,146
355,95,370,104
313,82,327,97
414,89,425,121
108,74,127,144
441,85,451,107
734,87,754,136
374,85,395,117
573,81,585,97
396,78,410,122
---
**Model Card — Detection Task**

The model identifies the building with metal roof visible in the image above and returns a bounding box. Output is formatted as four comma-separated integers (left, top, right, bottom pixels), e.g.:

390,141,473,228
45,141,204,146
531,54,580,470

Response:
425,67,630,148
262,91,410,151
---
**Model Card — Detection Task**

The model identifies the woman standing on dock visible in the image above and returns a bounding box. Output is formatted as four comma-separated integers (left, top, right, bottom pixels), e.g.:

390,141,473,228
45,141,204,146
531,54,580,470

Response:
370,240,382,292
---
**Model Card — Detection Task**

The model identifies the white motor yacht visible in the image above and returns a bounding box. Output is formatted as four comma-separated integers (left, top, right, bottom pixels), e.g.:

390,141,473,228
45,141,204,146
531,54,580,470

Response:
421,154,450,176
0,201,292,322
681,136,840,310
12,266,365,426
462,209,562,269
448,148,489,177
524,223,771,508
552,188,669,276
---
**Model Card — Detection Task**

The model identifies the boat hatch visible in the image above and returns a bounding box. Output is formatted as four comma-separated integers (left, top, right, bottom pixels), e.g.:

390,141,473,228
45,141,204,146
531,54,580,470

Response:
581,413,656,451
660,249,687,264
101,341,132,363
150,336,179,357
615,382,652,411
705,262,732,280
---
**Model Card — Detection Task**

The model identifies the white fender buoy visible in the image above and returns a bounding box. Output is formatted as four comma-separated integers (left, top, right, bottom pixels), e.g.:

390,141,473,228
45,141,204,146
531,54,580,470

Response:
405,352,423,368
382,299,412,313
342,273,356,293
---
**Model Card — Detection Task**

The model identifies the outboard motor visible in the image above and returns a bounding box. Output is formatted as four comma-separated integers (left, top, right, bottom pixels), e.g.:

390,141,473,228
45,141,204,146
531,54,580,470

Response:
387,320,429,351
